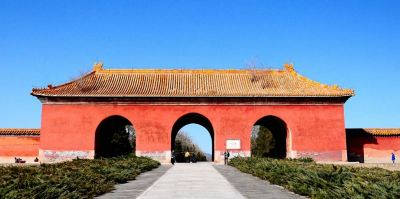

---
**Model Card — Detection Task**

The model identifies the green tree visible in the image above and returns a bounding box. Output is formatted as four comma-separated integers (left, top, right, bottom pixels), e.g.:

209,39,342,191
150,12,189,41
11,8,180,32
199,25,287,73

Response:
106,125,135,157
251,125,275,157
96,121,136,158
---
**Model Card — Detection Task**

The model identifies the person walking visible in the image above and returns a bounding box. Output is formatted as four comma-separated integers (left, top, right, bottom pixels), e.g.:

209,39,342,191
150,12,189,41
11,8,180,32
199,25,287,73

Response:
392,152,396,165
185,151,190,163
171,150,175,165
224,150,230,165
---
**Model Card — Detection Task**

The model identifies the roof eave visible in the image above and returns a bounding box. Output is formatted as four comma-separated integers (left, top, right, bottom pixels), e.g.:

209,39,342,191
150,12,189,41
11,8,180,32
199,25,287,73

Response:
31,94,354,98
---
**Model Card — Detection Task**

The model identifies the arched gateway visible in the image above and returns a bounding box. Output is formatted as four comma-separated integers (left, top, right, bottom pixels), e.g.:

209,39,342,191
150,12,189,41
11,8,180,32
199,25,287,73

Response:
32,63,353,163
95,115,135,158
251,116,287,159
171,113,215,161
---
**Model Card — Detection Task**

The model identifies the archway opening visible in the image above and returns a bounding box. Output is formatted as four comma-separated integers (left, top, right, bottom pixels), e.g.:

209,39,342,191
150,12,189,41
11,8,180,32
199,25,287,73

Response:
174,124,212,162
171,113,214,162
251,116,287,159
95,115,135,158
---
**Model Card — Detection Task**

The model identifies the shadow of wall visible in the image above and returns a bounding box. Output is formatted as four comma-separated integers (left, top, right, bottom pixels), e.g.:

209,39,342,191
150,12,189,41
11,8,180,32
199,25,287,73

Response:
346,129,378,163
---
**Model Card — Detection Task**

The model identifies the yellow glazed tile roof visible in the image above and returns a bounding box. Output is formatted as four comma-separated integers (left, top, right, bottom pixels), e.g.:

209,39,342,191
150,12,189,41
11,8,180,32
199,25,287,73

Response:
0,128,40,136
32,63,354,98
347,128,400,136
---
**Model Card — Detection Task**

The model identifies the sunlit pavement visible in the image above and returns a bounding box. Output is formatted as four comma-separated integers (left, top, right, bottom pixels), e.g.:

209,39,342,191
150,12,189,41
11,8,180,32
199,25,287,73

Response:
98,162,303,199
137,162,245,199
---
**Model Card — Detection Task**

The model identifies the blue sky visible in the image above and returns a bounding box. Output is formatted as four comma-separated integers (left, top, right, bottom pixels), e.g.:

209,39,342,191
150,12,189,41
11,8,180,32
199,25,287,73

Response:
180,124,212,155
1,1,399,154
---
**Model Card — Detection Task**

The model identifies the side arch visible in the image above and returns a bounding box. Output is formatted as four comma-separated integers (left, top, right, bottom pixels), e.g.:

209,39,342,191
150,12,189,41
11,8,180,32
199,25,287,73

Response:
171,112,215,161
251,115,287,159
95,115,136,158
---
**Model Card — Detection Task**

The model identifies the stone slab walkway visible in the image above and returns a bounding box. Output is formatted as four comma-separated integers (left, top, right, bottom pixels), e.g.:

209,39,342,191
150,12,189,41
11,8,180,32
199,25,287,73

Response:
214,165,305,199
137,163,244,199
98,162,305,199
97,165,172,199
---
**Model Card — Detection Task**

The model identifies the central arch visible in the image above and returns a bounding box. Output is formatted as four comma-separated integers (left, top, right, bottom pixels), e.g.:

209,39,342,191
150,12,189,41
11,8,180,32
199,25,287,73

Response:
171,113,214,162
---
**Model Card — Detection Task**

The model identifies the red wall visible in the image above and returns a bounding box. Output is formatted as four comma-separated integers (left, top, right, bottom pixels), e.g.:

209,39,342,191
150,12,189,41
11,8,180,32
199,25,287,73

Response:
39,103,347,162
347,134,400,163
0,136,39,156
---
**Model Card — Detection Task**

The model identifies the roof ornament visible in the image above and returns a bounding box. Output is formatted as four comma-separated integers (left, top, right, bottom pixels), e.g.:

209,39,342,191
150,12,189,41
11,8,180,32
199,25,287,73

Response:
284,63,295,72
93,62,103,72
283,63,298,77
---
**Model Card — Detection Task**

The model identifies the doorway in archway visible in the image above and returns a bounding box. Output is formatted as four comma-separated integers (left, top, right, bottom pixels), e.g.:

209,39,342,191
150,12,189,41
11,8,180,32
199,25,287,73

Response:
251,116,287,159
171,113,214,162
95,115,135,158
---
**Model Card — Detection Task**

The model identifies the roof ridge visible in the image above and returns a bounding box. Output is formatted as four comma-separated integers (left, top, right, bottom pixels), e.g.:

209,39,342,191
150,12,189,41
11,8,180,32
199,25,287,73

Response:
347,128,400,129
32,71,96,92
290,69,354,94
364,128,400,130
0,128,40,136
96,68,285,74
31,62,355,98
0,128,40,130
93,61,286,74
346,128,400,136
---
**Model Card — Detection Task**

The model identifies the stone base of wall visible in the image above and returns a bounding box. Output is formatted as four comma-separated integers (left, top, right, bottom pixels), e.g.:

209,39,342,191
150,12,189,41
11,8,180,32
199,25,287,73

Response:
0,156,39,164
136,150,172,164
39,149,95,163
293,150,347,162
217,150,251,164
136,150,348,163
137,150,251,164
34,149,349,163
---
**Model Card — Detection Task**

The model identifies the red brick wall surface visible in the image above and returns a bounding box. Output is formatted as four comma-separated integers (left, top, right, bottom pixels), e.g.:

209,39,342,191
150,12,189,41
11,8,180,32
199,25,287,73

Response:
39,103,347,162
0,136,39,157
347,134,400,163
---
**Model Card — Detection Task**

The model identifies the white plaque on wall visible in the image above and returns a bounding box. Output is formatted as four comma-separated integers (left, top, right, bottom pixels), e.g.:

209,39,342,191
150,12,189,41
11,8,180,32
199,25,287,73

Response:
226,139,241,150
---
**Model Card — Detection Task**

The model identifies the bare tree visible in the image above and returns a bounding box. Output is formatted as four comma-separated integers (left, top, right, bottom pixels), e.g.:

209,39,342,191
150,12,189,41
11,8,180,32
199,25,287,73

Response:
173,131,207,162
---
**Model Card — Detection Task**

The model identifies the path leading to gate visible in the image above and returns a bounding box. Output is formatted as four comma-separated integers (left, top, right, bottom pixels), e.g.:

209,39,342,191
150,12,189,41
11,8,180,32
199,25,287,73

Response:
98,163,304,199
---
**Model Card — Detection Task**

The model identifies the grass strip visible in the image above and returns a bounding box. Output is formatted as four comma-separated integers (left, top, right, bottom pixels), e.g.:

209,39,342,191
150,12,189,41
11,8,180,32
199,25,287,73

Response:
0,155,160,199
229,157,400,199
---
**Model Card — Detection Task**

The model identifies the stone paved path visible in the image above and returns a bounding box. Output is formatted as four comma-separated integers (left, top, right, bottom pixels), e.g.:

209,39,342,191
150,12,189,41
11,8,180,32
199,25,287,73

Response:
214,165,305,199
137,163,244,199
97,165,172,199
98,162,305,199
